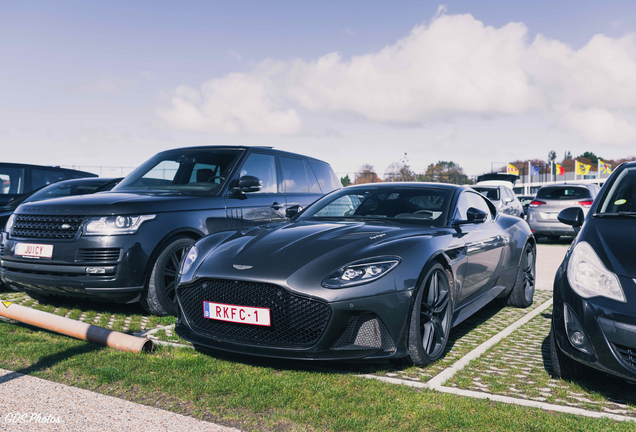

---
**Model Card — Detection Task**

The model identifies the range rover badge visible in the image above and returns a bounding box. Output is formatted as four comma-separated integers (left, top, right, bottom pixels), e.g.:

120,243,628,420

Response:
61,224,71,229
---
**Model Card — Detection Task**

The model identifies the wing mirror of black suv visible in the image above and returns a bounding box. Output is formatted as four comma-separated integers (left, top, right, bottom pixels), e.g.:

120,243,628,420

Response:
454,207,488,225
233,176,262,194
558,207,584,229
286,205,303,218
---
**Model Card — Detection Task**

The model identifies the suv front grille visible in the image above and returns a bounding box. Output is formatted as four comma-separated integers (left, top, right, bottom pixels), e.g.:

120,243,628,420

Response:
76,248,121,262
178,279,331,347
12,215,84,240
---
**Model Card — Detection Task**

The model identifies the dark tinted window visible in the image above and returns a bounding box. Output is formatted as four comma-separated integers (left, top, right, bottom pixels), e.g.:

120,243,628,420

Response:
281,157,309,193
308,160,341,193
238,153,277,193
305,160,321,193
115,149,242,195
31,169,66,190
472,187,500,201
536,186,591,200
0,166,24,195
301,186,450,226
598,167,636,213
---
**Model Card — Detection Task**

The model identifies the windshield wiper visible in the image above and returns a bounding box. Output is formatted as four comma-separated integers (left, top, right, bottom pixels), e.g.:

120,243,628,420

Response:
594,212,636,218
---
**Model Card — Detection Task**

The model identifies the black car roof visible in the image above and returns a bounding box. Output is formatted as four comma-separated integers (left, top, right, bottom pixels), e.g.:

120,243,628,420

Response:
154,145,331,165
0,162,96,177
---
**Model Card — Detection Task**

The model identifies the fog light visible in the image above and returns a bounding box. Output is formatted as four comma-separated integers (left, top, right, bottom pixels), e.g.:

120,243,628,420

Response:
570,331,585,348
564,304,593,355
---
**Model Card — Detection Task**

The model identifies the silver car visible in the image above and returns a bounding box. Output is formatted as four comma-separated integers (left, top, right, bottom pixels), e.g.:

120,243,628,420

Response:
471,185,524,218
527,183,600,240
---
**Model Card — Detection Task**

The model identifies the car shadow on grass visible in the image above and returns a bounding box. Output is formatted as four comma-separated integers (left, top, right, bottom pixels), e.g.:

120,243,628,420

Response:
191,300,510,378
540,323,636,409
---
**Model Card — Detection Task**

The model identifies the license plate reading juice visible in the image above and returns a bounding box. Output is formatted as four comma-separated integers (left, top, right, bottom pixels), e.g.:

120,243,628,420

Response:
203,301,271,326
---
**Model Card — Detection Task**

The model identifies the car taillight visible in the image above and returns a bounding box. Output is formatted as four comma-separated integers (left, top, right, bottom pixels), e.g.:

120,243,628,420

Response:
529,200,546,207
578,200,594,208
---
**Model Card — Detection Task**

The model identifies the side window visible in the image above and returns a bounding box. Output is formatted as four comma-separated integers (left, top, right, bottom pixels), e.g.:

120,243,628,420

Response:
304,160,321,193
280,157,309,193
31,169,66,190
0,167,24,195
238,153,277,193
466,192,493,221
454,192,470,220
308,160,341,193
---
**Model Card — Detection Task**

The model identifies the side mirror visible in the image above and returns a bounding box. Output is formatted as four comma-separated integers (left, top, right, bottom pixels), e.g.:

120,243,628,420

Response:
558,207,584,228
233,176,262,194
286,205,303,218
503,197,513,204
454,207,488,225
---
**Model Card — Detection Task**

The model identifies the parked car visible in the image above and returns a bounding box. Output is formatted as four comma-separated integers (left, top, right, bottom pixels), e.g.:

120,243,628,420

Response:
0,177,122,231
551,161,636,382
527,184,600,240
0,162,97,206
517,195,535,218
0,146,340,315
174,182,535,364
471,182,524,218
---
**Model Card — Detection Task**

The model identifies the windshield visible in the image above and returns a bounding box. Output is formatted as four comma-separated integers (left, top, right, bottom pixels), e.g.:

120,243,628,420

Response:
298,186,451,226
472,187,500,201
598,167,636,214
536,186,590,200
114,149,243,195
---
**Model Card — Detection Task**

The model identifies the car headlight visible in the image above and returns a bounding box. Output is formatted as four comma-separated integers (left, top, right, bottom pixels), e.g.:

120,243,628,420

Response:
83,215,156,235
322,256,400,288
567,241,626,303
179,245,198,275
4,213,15,234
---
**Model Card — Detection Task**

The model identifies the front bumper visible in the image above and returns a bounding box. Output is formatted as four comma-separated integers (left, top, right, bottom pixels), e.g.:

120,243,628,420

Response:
175,281,414,361
552,263,636,382
0,232,148,302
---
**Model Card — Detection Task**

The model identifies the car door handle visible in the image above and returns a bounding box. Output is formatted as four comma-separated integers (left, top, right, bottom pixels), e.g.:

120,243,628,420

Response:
271,202,282,210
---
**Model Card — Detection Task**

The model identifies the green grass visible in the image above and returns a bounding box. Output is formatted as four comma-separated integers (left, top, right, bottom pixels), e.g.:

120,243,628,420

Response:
0,319,632,432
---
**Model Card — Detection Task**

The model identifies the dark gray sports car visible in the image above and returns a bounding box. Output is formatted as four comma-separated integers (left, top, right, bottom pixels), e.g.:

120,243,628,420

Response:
174,183,536,365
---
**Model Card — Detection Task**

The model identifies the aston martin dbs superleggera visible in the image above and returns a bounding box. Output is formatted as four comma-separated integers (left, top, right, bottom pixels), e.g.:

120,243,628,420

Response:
174,182,536,365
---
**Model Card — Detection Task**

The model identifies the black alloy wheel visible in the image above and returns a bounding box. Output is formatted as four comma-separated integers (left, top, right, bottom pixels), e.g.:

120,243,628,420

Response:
142,236,196,316
505,243,535,308
405,262,454,366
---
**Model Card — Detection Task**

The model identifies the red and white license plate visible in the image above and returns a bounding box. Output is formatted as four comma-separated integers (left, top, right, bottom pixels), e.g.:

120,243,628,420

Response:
15,243,54,259
203,301,271,327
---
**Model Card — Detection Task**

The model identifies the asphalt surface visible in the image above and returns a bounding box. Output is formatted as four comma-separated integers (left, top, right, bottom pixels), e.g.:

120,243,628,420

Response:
0,244,568,431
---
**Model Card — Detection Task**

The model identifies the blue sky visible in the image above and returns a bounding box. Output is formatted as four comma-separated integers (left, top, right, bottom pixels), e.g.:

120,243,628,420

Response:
2,1,636,176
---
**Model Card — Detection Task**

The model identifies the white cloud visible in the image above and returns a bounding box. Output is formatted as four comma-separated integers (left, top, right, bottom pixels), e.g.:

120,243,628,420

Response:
159,12,636,146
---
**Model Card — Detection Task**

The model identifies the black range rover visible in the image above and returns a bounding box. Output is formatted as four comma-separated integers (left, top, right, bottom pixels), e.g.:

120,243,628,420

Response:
0,146,340,315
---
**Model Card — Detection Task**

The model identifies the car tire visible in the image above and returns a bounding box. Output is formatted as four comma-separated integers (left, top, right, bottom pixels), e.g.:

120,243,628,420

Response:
141,236,195,316
505,243,535,308
404,262,454,366
550,322,582,380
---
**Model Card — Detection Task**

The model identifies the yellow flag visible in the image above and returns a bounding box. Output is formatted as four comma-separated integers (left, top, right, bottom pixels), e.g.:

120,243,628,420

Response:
576,161,591,175
507,164,519,175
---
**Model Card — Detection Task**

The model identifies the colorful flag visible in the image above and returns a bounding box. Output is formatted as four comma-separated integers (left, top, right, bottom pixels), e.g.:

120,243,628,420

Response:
530,163,540,176
599,159,613,174
576,161,591,175
507,163,519,175
555,163,565,175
